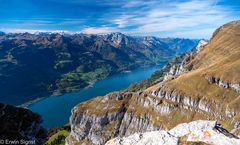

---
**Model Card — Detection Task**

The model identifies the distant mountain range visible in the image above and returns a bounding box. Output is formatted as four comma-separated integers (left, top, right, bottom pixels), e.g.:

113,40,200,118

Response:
0,32,198,105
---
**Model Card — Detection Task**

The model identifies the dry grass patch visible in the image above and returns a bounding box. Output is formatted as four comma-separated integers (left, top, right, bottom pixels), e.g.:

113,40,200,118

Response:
165,69,238,104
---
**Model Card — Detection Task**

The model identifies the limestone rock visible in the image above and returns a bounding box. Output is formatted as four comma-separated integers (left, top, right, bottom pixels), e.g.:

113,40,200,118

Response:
106,120,240,145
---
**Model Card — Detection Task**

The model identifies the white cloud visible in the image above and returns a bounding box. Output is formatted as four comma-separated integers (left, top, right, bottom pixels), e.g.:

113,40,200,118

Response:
81,27,119,34
113,15,134,28
102,0,238,38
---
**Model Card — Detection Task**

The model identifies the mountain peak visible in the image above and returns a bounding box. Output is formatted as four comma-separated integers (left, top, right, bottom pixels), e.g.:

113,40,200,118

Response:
195,39,208,52
0,31,5,36
212,20,240,39
109,32,125,35
104,32,129,46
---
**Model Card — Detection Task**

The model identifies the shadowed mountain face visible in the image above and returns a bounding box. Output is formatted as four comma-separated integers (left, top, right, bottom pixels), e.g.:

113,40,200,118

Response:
66,21,240,145
0,103,47,144
0,32,198,105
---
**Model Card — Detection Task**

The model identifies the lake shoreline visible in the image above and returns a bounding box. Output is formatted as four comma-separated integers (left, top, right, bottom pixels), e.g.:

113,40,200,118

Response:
20,64,166,108
18,97,45,108
28,64,166,128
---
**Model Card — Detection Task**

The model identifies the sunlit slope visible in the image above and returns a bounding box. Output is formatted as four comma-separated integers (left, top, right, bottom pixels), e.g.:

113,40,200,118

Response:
189,21,240,82
162,21,240,112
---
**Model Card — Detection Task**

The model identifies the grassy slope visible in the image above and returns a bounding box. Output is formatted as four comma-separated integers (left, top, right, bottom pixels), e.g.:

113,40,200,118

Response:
187,21,240,82
137,21,240,133
46,130,69,145
163,21,240,112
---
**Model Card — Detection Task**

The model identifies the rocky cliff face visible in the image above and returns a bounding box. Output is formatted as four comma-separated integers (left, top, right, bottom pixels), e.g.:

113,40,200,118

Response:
163,39,208,81
66,92,164,145
0,103,47,145
66,21,240,145
106,120,240,145
66,89,224,145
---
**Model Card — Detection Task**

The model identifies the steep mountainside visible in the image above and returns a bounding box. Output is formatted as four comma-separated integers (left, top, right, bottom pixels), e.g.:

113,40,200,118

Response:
66,21,240,145
0,103,47,144
0,32,197,105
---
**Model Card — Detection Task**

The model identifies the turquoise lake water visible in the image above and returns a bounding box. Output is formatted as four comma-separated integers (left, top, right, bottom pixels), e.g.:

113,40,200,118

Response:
28,64,164,128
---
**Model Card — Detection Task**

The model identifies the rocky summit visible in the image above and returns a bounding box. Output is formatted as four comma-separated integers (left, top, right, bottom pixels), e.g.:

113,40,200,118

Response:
105,120,240,145
66,20,240,145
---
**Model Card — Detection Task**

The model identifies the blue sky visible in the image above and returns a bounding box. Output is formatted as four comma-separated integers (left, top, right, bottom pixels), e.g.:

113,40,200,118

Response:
0,0,239,38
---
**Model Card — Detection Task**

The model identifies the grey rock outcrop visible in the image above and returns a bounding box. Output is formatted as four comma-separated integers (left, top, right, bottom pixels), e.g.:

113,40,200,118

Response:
206,76,240,93
65,92,164,145
163,39,208,81
106,120,240,145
